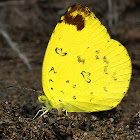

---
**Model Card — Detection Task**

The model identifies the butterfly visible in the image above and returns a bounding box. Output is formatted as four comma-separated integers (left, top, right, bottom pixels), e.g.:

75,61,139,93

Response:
38,4,132,114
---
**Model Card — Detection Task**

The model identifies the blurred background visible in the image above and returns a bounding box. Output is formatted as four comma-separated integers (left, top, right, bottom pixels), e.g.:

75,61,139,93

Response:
0,0,140,120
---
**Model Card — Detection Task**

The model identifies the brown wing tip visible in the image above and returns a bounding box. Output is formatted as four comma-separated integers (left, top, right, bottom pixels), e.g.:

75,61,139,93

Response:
70,4,91,15
59,4,92,31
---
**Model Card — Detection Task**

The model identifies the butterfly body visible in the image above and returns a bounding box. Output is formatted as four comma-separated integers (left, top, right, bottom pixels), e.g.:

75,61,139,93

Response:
39,4,132,112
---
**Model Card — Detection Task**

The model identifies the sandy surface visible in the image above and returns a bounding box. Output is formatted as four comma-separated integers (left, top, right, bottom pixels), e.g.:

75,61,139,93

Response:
0,0,140,139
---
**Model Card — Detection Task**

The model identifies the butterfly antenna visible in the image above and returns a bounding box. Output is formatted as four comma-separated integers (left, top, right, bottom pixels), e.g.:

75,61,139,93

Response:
7,85,41,94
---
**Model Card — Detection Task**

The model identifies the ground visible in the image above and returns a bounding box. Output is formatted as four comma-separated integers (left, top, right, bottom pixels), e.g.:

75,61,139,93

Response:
0,0,140,139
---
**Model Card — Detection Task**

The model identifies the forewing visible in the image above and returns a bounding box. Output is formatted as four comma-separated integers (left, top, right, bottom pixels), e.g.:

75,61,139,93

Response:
42,4,131,111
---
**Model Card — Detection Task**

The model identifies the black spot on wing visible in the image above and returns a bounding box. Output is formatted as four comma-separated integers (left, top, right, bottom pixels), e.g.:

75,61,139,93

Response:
77,56,85,64
104,66,108,74
95,50,100,54
73,85,76,88
73,96,76,100
49,67,57,73
66,80,69,83
49,79,54,82
90,98,93,102
112,72,117,81
60,91,64,94
95,55,99,60
103,56,109,64
95,50,100,60
104,87,108,92
81,71,91,83
90,92,93,95
55,48,67,56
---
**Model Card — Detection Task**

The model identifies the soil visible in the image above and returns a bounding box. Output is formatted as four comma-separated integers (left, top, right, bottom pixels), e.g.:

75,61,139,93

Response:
0,0,140,139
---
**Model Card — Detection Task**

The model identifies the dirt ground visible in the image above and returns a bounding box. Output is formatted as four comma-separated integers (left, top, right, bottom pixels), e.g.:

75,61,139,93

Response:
0,0,140,139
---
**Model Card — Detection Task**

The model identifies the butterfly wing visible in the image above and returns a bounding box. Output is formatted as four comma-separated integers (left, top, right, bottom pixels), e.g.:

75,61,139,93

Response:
63,39,131,112
42,4,132,112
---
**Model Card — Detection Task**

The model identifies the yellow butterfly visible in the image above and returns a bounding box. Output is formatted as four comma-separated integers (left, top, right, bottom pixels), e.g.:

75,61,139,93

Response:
38,4,132,114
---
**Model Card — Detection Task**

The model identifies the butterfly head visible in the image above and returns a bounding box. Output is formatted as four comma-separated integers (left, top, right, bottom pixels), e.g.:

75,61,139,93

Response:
38,94,64,111
38,94,52,110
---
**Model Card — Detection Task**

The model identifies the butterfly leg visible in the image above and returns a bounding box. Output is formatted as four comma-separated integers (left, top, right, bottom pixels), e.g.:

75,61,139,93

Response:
58,109,68,116
39,109,49,118
65,110,68,116
33,106,48,119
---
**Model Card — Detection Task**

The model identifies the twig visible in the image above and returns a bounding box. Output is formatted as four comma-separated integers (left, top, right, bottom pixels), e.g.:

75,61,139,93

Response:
0,28,32,69
107,0,119,27
113,0,119,25
14,8,28,22
108,0,113,27
0,0,37,7
0,0,25,7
